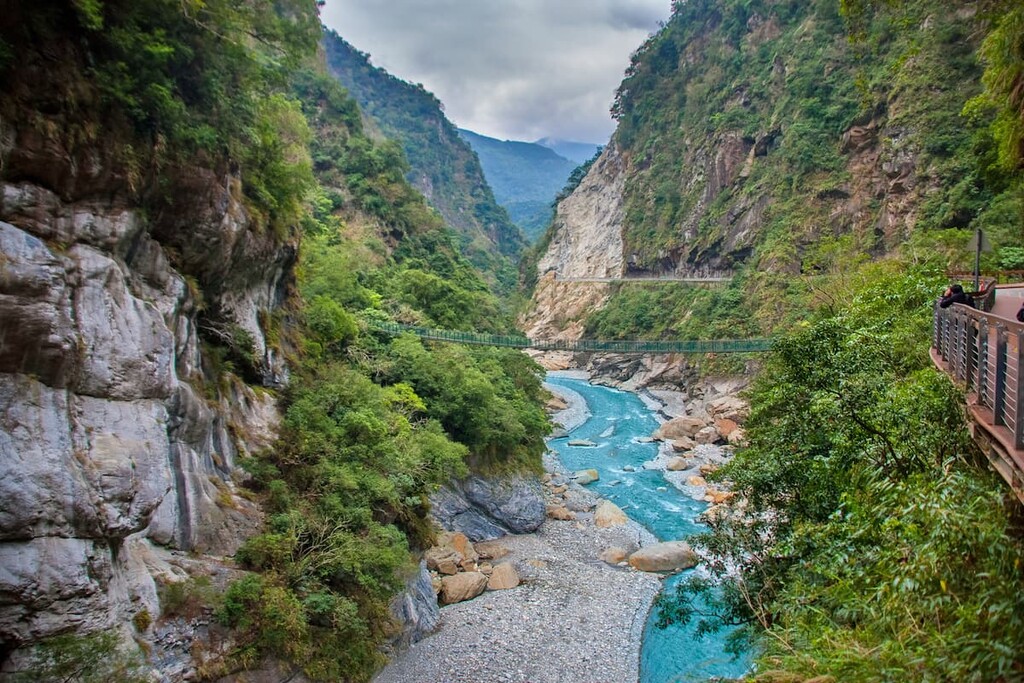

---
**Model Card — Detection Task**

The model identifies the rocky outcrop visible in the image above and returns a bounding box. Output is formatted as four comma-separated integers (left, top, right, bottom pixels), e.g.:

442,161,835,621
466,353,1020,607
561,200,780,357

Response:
536,144,627,280
0,116,288,665
388,561,441,649
431,473,546,541
520,143,631,342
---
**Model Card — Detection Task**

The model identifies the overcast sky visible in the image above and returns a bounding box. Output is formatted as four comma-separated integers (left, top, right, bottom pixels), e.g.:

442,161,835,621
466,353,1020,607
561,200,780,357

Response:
320,1,671,144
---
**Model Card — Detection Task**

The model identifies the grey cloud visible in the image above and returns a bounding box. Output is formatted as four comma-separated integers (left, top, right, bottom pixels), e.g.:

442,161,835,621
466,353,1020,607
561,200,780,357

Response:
320,0,669,142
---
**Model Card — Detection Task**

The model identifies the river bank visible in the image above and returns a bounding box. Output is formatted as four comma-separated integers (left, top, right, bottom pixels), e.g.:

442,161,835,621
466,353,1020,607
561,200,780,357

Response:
374,374,663,683
373,371,748,683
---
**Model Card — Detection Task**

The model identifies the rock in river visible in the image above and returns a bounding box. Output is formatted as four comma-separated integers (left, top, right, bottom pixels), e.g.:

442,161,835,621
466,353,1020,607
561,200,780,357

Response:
628,542,699,573
572,469,600,485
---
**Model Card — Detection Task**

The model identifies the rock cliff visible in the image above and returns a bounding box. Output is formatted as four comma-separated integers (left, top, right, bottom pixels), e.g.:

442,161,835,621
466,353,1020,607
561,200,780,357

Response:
0,109,287,667
535,143,627,280
523,1,1011,347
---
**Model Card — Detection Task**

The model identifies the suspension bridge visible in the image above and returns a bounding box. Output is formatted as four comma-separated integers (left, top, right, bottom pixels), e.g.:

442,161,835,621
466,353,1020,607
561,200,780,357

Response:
368,321,773,354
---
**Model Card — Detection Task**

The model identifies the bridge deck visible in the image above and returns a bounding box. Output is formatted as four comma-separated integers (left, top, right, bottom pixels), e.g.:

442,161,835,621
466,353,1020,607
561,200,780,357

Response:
553,276,732,284
369,321,772,354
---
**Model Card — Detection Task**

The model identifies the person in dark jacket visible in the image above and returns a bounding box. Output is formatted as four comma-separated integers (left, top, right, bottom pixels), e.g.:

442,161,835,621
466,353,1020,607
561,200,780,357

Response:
939,284,973,308
1017,302,1024,323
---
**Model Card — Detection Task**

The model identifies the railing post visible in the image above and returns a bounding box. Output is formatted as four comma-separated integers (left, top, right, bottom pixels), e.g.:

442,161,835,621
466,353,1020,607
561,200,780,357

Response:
992,325,1008,426
1013,331,1024,449
975,319,988,405
965,320,977,392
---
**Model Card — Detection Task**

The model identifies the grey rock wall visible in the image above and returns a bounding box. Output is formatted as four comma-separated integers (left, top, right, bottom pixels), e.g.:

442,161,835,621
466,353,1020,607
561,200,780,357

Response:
431,474,546,541
0,169,284,659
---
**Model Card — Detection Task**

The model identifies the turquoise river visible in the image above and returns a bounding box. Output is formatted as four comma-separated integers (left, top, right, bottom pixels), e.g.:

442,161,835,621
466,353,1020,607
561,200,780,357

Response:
545,375,751,683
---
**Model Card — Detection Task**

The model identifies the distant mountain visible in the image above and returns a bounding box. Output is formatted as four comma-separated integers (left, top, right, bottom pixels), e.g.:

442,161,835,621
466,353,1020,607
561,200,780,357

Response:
534,137,602,164
458,129,579,242
322,30,525,282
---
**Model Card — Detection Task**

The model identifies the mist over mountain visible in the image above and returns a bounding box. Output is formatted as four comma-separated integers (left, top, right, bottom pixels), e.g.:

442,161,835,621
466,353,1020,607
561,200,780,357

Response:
322,30,525,286
534,137,602,164
458,129,579,241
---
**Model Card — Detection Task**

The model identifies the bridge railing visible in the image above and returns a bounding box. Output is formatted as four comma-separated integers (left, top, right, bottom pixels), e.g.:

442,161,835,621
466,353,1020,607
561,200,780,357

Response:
932,301,1024,501
368,321,772,354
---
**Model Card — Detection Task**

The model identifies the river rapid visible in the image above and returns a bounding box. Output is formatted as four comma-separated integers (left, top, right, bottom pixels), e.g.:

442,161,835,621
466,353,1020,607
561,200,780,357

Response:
545,374,750,683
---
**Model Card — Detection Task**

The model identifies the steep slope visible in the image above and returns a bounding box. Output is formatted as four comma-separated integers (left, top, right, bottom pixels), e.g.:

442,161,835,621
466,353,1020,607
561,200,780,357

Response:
526,0,1023,342
458,129,578,241
0,5,548,681
0,0,321,676
322,30,526,284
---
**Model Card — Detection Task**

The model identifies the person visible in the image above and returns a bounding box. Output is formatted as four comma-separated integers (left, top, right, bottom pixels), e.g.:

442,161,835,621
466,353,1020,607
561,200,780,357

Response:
1017,301,1024,323
939,284,973,308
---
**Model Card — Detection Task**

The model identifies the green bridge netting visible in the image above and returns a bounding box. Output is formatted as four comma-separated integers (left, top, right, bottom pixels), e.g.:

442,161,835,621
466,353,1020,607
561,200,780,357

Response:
368,321,773,354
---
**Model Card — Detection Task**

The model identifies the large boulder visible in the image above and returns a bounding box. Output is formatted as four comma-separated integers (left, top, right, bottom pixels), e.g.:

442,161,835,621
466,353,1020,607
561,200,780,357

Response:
431,473,546,541
652,416,705,441
694,425,721,445
486,563,520,591
546,504,575,521
628,542,699,573
424,546,460,575
439,572,488,605
714,418,739,439
665,456,690,471
572,469,600,485
594,500,628,528
461,475,546,534
430,487,508,541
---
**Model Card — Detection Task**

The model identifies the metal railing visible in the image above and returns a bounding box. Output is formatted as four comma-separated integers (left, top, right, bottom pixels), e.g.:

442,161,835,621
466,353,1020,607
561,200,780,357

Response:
932,301,1024,502
369,321,773,354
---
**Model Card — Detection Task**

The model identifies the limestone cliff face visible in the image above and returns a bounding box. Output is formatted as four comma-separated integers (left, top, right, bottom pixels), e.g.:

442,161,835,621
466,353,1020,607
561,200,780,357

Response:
536,143,626,280
0,122,286,657
521,144,629,341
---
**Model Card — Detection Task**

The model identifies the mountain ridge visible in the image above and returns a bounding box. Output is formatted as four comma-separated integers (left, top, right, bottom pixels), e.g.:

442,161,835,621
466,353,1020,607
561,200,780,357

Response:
458,128,578,242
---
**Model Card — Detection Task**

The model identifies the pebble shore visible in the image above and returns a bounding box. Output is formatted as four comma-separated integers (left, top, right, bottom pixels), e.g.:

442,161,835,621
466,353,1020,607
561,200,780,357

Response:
373,378,663,683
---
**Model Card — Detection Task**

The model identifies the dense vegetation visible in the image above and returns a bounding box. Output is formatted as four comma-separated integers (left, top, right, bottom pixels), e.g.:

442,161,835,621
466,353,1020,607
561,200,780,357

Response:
659,258,1024,681
3,3,548,681
0,0,321,237
583,0,1023,341
322,30,525,291
458,129,578,241
211,64,548,682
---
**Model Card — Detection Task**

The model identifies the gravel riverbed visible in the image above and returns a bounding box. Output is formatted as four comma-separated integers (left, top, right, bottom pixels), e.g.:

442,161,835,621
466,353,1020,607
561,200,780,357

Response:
373,379,663,683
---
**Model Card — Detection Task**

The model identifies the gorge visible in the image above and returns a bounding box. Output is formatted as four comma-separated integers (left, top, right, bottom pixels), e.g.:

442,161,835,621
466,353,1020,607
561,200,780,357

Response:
2,0,1024,682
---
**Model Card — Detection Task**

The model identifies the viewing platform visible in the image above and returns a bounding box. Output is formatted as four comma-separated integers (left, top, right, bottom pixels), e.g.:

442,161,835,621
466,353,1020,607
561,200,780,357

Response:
931,282,1024,503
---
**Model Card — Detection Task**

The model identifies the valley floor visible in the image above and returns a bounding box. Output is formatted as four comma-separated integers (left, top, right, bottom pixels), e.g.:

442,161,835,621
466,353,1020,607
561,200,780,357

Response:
373,386,661,683
373,515,660,683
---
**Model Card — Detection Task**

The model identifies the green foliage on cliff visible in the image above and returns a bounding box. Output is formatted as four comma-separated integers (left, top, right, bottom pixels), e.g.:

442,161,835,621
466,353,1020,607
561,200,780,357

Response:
216,61,548,682
321,30,525,289
586,0,1023,341
659,260,1024,680
585,281,760,340
2,0,320,235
